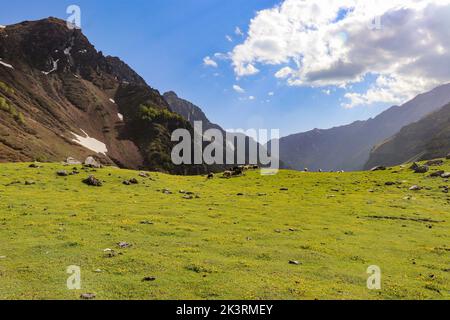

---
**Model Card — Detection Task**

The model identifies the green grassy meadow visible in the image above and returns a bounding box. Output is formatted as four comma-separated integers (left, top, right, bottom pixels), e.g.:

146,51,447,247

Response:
0,161,449,300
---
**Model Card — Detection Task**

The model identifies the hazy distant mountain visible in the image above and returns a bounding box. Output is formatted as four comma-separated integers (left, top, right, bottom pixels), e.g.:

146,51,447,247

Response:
270,84,450,172
366,102,450,168
163,91,283,168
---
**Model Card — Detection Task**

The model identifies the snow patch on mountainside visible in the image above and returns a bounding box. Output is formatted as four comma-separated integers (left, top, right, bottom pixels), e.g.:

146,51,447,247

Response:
109,98,116,104
117,113,124,121
71,129,108,155
0,25,6,29
42,59,59,75
0,59,14,69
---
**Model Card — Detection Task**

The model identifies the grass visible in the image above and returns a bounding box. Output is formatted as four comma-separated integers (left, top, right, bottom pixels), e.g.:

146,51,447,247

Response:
0,161,449,300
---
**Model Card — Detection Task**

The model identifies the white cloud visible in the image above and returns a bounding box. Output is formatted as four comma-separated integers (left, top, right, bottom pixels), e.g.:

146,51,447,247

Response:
235,27,244,36
233,84,246,93
203,56,218,68
249,95,256,100
268,91,275,96
322,89,331,95
229,0,450,108
226,35,233,42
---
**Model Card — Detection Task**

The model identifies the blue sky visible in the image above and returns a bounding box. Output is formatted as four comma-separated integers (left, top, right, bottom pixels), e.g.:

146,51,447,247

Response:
2,0,440,139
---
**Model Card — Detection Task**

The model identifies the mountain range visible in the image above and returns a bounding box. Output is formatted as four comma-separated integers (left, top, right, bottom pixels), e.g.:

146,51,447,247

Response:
271,84,450,171
1,17,450,174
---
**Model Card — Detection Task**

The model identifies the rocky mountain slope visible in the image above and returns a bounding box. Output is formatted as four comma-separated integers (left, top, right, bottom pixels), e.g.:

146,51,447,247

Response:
366,102,450,168
0,18,220,174
163,91,224,132
270,84,450,172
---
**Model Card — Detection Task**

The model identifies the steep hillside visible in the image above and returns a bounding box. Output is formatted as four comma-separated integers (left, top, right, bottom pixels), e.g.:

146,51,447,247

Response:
0,18,207,174
271,84,450,172
163,91,223,132
366,103,450,168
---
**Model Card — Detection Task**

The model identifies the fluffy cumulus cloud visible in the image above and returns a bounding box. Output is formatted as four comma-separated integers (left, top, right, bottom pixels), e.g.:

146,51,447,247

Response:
233,84,246,93
230,0,450,108
203,56,218,68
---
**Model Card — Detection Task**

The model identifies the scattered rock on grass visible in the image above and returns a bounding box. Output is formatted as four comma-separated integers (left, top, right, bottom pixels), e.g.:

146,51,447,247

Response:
84,156,102,168
80,293,96,300
371,166,386,171
289,260,301,265
385,181,396,186
57,170,69,177
82,175,102,187
24,180,36,185
414,165,429,174
409,185,422,191
429,171,445,178
425,159,444,166
29,163,41,168
117,242,132,249
142,276,156,282
66,157,81,165
441,172,450,179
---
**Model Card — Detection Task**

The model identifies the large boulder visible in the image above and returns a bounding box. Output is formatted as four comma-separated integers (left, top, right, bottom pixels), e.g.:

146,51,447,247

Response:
84,157,102,168
66,157,82,165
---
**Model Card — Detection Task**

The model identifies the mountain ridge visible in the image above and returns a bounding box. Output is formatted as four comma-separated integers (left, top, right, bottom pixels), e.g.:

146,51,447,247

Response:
270,83,450,172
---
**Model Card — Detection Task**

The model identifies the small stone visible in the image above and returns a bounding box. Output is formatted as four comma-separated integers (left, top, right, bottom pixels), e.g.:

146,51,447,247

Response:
80,293,96,300
441,172,450,178
409,185,422,191
140,220,154,225
429,171,445,178
117,242,132,249
29,163,41,168
129,178,139,184
289,260,301,265
280,188,289,191
24,180,36,185
142,276,156,282
385,181,396,186
425,159,444,166
139,172,149,178
371,166,386,171
57,170,69,177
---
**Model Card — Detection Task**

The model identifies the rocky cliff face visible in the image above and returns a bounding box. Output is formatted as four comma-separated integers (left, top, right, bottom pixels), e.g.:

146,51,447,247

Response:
0,18,209,174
